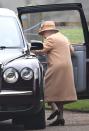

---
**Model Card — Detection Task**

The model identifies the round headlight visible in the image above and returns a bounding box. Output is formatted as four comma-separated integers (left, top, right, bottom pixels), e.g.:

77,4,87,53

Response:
21,67,33,80
3,68,19,83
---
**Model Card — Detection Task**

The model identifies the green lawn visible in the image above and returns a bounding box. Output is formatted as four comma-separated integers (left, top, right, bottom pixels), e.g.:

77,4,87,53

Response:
60,27,84,44
64,100,89,112
45,100,89,112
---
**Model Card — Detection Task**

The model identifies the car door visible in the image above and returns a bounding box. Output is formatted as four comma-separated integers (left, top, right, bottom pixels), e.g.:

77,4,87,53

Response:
17,3,89,99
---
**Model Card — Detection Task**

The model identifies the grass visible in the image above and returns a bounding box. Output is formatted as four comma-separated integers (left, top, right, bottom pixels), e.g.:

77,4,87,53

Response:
45,100,89,112
60,27,84,44
64,100,89,112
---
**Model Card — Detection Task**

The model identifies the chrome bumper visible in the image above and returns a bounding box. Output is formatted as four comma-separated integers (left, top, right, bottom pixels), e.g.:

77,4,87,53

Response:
0,90,32,96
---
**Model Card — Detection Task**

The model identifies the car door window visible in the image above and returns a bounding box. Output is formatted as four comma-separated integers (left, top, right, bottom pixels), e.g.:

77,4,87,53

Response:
20,10,84,45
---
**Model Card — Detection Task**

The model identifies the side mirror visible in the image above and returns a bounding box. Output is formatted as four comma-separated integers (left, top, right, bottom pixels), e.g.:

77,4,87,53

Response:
30,40,43,50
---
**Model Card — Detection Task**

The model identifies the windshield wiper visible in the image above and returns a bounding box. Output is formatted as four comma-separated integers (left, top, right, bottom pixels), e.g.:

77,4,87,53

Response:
0,46,7,49
0,46,20,50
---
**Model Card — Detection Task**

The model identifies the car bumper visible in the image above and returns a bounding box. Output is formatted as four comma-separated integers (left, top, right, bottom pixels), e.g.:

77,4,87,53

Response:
0,90,33,96
0,90,44,120
0,90,33,105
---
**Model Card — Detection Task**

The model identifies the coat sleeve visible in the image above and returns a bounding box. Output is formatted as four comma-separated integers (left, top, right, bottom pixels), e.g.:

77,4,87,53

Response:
43,37,54,53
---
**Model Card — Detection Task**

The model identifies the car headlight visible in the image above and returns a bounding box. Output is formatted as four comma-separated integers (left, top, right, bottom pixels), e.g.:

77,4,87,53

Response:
21,67,33,80
3,68,19,83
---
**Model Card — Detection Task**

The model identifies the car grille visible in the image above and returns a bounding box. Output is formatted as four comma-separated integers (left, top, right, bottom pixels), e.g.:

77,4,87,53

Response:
0,104,33,112
2,77,34,91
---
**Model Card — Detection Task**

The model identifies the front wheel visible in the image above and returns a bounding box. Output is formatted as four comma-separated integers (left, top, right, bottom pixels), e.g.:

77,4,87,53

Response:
24,107,46,130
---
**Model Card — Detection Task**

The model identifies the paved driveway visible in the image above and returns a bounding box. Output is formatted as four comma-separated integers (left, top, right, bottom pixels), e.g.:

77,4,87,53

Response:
46,110,89,126
38,110,89,131
0,110,89,130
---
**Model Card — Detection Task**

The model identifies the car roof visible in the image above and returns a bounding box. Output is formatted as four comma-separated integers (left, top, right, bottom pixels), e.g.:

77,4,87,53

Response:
0,8,16,17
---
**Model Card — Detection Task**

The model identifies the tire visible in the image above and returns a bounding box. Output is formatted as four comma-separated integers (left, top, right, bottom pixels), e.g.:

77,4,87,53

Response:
24,107,46,130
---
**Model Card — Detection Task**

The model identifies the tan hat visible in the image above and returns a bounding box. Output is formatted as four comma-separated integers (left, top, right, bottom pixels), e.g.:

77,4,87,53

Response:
38,21,59,35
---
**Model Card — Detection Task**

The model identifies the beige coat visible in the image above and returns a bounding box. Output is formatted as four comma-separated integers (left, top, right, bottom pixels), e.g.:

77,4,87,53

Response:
42,32,77,103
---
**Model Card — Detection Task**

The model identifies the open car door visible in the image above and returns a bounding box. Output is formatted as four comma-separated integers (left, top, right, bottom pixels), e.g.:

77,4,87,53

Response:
17,3,89,99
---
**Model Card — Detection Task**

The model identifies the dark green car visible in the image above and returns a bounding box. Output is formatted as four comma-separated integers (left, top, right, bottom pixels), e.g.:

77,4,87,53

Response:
0,8,45,130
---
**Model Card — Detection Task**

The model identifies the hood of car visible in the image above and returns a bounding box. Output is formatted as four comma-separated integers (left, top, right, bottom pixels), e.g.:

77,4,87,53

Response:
0,49,23,64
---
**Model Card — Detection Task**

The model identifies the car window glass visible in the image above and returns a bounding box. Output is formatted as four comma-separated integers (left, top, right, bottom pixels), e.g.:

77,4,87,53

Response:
0,16,24,47
21,10,84,45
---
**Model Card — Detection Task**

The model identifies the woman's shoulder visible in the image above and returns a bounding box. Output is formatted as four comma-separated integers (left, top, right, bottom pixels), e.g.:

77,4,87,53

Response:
47,33,58,40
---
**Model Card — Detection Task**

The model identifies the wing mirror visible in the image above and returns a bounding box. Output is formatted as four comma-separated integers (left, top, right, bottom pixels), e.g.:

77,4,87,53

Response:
30,40,43,50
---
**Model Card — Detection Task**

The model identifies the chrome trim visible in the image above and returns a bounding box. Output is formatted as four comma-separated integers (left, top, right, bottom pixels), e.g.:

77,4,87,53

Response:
40,99,44,102
0,90,32,96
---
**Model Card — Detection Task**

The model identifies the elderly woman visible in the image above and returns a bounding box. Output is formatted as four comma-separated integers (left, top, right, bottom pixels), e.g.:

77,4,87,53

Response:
35,21,77,126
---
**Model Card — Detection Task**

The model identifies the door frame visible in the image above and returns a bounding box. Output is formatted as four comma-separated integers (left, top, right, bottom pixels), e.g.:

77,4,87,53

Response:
17,3,89,99
17,3,89,48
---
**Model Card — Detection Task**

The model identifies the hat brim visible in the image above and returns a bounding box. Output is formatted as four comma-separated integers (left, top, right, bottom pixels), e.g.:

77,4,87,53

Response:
39,29,59,35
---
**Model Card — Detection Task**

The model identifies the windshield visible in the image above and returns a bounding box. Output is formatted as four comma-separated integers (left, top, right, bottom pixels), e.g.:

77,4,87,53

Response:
0,16,24,48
